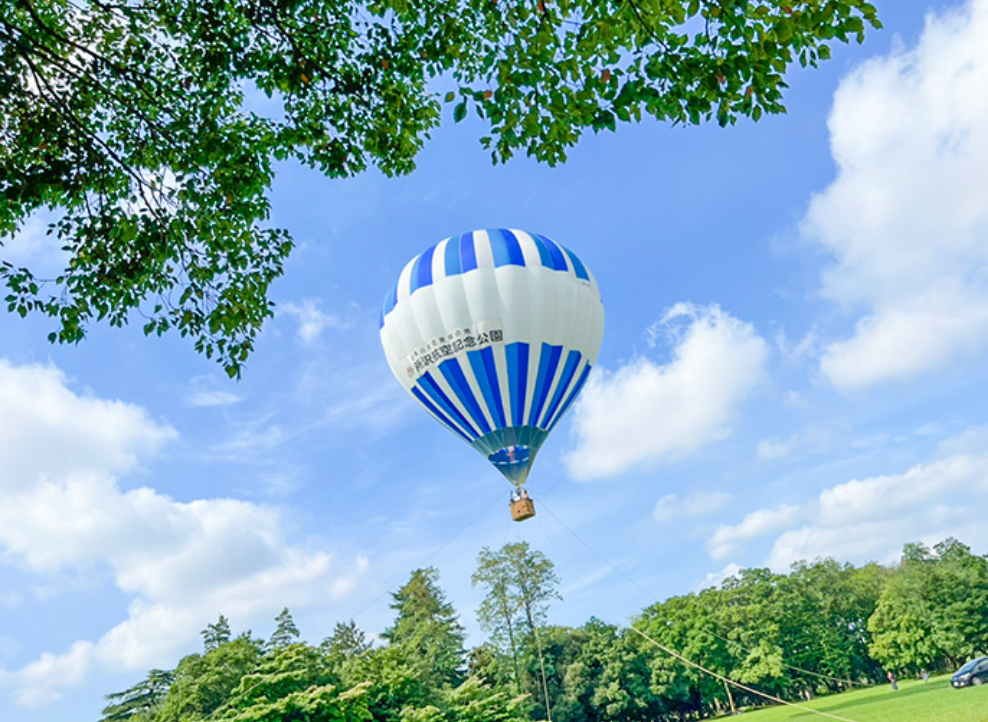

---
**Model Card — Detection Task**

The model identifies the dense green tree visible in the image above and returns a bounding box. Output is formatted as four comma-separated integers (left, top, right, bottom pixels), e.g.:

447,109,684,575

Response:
323,619,373,661
209,644,364,722
99,669,174,722
266,607,301,652
926,538,988,661
201,614,233,652
868,538,988,672
472,542,560,712
1,0,881,374
400,676,528,722
383,567,466,691
552,619,658,722
777,559,887,689
342,643,434,722
472,546,524,693
155,637,262,722
639,587,736,717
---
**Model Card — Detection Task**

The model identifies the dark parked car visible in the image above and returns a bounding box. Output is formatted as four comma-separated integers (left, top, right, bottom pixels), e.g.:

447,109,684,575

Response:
951,657,988,688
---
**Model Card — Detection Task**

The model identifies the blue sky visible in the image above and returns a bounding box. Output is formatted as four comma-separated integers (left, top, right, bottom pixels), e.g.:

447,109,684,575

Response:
3,0,988,718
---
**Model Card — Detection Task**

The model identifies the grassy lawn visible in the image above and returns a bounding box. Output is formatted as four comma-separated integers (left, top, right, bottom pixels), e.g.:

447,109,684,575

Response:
734,675,988,722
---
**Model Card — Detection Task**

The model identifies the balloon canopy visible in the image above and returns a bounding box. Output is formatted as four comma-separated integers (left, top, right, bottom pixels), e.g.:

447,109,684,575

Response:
380,229,604,487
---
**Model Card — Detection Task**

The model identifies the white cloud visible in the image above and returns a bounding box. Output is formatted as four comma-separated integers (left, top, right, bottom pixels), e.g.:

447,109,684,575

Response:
654,491,733,522
706,445,988,570
708,504,803,560
279,299,351,344
566,304,769,480
9,641,94,707
803,0,988,389
0,360,176,486
0,359,368,705
186,389,242,407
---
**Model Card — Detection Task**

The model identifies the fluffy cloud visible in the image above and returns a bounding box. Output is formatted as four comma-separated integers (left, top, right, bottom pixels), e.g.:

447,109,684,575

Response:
708,504,803,560
566,304,768,480
803,0,988,389
0,360,367,706
0,360,176,486
707,446,988,570
654,491,733,522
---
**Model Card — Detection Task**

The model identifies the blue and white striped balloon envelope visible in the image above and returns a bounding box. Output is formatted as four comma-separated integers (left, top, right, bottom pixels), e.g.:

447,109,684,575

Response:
380,229,604,487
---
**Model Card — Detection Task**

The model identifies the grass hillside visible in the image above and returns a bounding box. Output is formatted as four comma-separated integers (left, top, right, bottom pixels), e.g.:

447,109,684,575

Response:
737,675,988,722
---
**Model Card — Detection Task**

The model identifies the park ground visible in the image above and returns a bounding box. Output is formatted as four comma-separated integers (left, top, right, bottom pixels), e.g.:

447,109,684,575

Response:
735,674,988,722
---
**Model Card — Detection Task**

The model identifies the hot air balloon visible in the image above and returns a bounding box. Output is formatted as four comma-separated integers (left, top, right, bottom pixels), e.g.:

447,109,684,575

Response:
380,229,604,520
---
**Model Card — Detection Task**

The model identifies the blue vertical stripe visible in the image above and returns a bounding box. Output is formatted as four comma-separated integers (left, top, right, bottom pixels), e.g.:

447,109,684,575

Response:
489,229,525,267
411,387,473,442
505,342,529,426
547,363,592,431
410,244,436,292
527,343,562,426
439,358,492,435
468,347,507,429
535,234,569,271
563,247,590,281
381,279,399,327
443,237,462,277
459,232,478,272
418,372,479,439
540,350,582,428
529,234,555,269
384,279,398,314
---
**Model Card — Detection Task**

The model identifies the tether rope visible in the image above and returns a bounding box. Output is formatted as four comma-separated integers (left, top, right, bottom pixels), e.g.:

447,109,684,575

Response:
533,500,863,722
537,499,871,688
530,620,554,722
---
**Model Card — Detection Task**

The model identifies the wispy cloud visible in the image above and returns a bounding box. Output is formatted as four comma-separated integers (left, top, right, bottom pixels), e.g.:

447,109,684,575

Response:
279,299,353,344
185,376,242,408
566,303,769,480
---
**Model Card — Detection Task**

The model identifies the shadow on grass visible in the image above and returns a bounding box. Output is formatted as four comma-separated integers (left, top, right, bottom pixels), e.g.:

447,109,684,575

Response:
825,683,942,712
773,680,950,720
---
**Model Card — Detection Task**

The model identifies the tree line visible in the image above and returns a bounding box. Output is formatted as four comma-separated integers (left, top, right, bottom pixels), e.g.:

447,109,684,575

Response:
99,537,988,722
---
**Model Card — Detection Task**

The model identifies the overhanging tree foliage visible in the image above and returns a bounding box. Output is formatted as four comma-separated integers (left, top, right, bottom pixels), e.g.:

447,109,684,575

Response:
0,0,881,375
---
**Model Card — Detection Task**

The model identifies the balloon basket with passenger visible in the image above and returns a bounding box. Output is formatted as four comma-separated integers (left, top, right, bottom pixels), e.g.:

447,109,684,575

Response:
510,488,535,522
